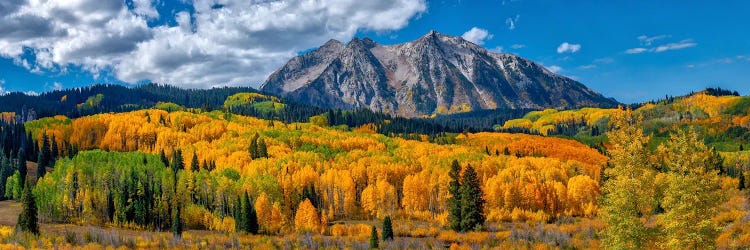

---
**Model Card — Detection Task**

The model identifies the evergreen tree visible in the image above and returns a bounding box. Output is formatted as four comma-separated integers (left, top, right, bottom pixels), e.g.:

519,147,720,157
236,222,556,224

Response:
447,160,462,231
301,185,320,209
740,172,746,190
40,133,51,168
0,155,9,200
191,153,199,170
249,133,259,159
16,181,38,234
170,149,184,172
17,149,26,182
741,144,745,151
242,192,259,234
258,138,268,158
382,216,394,241
369,225,379,249
36,153,46,180
459,164,485,231
172,203,182,238
159,150,169,167
50,135,58,161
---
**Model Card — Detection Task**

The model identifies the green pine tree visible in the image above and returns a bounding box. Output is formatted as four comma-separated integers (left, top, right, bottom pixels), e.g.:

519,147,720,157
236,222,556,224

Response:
382,216,394,241
447,160,462,231
242,192,259,234
17,149,27,182
40,133,50,168
740,172,746,190
16,181,39,234
172,203,182,238
258,138,268,158
249,133,259,159
459,164,485,231
369,225,379,249
36,153,46,180
191,153,199,170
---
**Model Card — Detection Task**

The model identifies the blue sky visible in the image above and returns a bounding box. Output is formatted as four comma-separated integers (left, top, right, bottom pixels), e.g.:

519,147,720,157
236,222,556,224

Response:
0,0,748,103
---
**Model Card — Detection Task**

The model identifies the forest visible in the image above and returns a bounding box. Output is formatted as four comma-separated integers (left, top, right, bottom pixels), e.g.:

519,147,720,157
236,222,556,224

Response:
0,88,749,249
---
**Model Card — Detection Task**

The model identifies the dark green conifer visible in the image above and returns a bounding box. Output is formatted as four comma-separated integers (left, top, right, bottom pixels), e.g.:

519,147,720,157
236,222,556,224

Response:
369,225,379,249
459,164,485,231
447,160,462,231
382,216,394,241
16,181,39,234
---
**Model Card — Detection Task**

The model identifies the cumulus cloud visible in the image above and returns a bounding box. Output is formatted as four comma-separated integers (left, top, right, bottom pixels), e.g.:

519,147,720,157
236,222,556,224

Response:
510,44,525,49
557,42,581,54
461,27,493,45
130,0,159,19
0,0,427,88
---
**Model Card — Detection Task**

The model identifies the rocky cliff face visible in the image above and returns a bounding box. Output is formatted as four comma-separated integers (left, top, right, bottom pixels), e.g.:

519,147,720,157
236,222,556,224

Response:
261,30,618,117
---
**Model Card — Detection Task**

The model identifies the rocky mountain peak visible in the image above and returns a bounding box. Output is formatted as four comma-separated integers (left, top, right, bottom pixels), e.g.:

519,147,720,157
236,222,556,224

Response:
261,31,619,117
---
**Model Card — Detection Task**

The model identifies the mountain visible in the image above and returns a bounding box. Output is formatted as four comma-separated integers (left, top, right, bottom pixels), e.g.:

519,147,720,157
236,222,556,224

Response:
261,30,619,117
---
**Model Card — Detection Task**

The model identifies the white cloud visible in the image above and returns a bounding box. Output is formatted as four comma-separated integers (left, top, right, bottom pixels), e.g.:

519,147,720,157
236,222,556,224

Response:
578,64,596,69
637,34,669,46
461,27,493,45
557,42,581,54
510,44,525,49
653,40,697,52
505,15,519,30
489,46,503,53
547,65,562,73
626,37,697,54
626,48,648,54
131,0,159,19
52,82,63,90
0,0,428,89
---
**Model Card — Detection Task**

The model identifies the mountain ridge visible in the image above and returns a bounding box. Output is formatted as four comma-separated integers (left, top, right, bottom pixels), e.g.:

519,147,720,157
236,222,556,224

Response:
261,30,619,117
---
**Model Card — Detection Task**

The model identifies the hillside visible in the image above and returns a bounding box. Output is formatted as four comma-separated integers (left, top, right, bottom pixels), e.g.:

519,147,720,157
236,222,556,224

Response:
0,83,257,120
261,31,619,117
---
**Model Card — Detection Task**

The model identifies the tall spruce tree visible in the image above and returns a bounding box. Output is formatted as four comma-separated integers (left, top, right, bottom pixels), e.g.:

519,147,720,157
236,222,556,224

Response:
160,150,169,167
447,160,462,231
17,149,26,182
369,225,379,249
191,153,199,170
0,155,9,200
36,153,46,180
258,138,268,158
172,203,182,238
242,192,259,234
249,133,259,159
16,181,38,234
382,216,394,241
459,164,485,231
40,133,50,166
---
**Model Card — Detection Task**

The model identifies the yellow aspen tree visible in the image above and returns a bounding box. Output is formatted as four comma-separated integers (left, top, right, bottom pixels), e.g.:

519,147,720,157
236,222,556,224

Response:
294,199,319,232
